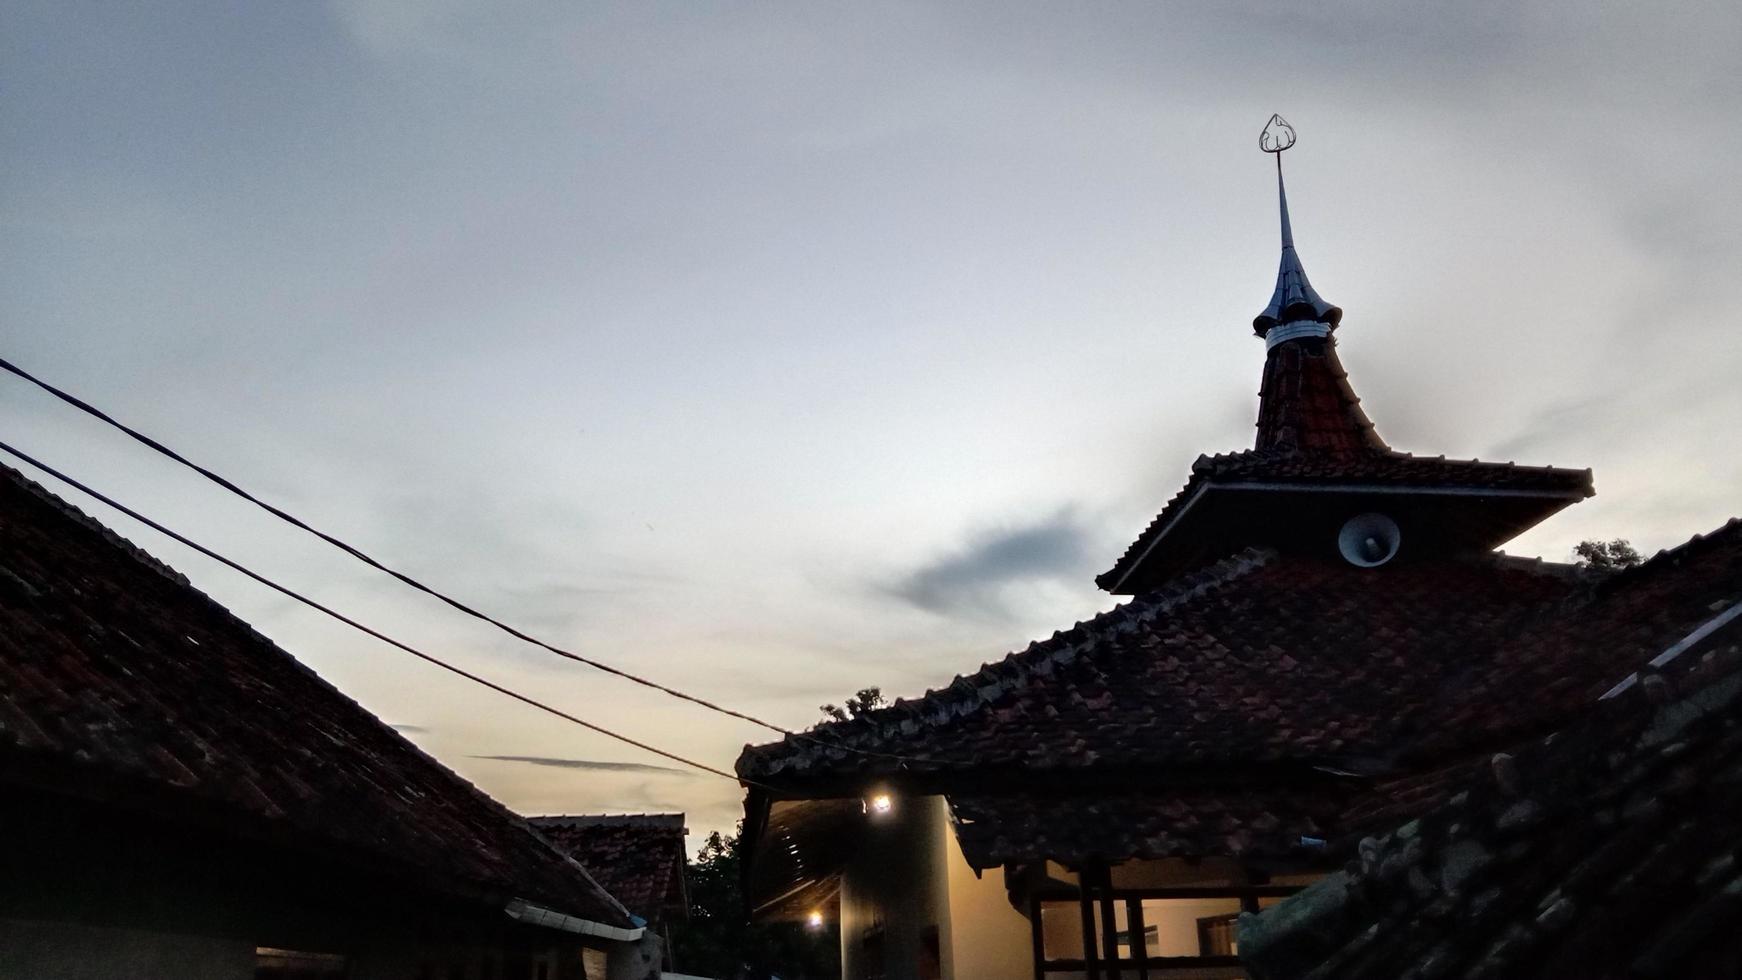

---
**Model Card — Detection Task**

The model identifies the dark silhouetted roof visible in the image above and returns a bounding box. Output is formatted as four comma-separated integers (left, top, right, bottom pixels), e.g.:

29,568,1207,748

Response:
1239,562,1742,979
0,465,635,930
529,814,689,923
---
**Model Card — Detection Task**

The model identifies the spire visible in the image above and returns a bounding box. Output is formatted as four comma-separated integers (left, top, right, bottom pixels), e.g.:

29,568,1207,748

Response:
1253,115,1341,341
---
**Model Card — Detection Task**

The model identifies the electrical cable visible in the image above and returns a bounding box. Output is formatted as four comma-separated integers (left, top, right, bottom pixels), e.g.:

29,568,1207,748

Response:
0,354,922,765
0,438,771,789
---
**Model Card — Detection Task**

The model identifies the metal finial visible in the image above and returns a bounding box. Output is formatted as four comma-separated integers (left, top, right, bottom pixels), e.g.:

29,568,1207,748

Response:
1259,114,1296,154
1253,114,1340,339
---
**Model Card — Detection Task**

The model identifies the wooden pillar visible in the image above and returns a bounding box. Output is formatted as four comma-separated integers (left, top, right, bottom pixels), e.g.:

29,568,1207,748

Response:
1095,865,1122,980
1078,878,1100,980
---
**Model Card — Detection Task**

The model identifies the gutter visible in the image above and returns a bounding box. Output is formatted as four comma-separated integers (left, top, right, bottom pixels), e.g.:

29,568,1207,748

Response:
504,898,646,942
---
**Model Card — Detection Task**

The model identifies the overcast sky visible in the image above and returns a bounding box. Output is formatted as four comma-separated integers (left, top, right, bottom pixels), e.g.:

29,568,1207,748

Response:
4,1,1739,843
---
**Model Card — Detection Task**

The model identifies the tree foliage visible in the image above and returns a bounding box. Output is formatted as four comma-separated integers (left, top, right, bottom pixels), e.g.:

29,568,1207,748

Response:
818,686,886,724
1574,538,1644,571
670,824,839,980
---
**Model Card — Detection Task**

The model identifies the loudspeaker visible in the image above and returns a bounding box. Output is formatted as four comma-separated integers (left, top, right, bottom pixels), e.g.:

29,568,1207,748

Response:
1338,513,1401,567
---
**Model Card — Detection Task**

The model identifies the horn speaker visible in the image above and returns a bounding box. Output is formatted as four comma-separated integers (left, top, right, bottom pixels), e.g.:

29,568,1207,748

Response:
1338,513,1401,567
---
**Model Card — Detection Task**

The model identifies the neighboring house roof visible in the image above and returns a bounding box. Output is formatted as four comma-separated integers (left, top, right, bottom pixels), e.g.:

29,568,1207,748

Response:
529,814,689,923
1238,570,1742,979
0,465,636,932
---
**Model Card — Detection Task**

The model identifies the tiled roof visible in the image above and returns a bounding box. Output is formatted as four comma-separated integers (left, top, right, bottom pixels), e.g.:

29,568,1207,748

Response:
740,549,1585,784
1405,518,1742,761
0,465,634,929
1096,449,1594,592
742,521,1742,870
529,814,689,922
1238,586,1742,979
1253,337,1386,455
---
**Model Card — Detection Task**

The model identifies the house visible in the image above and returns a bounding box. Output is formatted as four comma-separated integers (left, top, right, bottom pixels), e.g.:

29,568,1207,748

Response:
0,463,655,980
731,138,1741,980
530,815,691,976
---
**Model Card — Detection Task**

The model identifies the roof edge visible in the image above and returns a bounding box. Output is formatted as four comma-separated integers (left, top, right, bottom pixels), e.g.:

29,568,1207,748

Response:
504,898,646,942
1098,451,1596,592
739,548,1277,780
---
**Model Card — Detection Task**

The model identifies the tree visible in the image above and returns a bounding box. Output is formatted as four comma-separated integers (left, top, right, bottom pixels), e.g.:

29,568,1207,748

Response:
818,686,885,724
1574,538,1643,571
670,824,839,980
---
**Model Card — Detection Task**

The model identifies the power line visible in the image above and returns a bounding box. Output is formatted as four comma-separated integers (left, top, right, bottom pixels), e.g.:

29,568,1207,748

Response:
0,356,791,732
0,354,919,764
0,439,766,789
0,354,925,766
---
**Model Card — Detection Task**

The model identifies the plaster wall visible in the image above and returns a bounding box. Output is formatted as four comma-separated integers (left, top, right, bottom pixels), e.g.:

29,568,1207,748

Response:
838,795,952,980
940,829,1032,980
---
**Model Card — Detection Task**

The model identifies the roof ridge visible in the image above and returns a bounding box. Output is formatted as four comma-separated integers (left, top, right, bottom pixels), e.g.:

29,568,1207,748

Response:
750,548,1278,775
1594,517,1742,596
529,813,687,829
1484,552,1599,582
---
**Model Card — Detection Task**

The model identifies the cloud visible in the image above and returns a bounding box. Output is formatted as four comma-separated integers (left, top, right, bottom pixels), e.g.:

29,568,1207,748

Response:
471,755,692,776
886,509,1094,617
389,723,429,734
1484,396,1608,463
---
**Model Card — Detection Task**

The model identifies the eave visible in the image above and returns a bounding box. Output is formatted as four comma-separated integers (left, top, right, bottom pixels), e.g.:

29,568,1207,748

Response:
1099,453,1594,595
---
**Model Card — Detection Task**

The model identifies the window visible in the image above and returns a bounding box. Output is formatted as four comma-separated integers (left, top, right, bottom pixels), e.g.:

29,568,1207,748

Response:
255,948,347,980
1197,913,1240,957
1032,883,1308,979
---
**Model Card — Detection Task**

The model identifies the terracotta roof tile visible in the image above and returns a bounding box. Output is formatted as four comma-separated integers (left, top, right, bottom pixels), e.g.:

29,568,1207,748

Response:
741,521,1742,868
0,465,633,929
1254,338,1387,455
1239,598,1742,979
741,550,1578,783
529,814,688,923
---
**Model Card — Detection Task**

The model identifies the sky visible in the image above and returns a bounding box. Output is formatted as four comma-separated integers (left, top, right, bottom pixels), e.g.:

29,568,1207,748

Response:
3,1,1740,845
